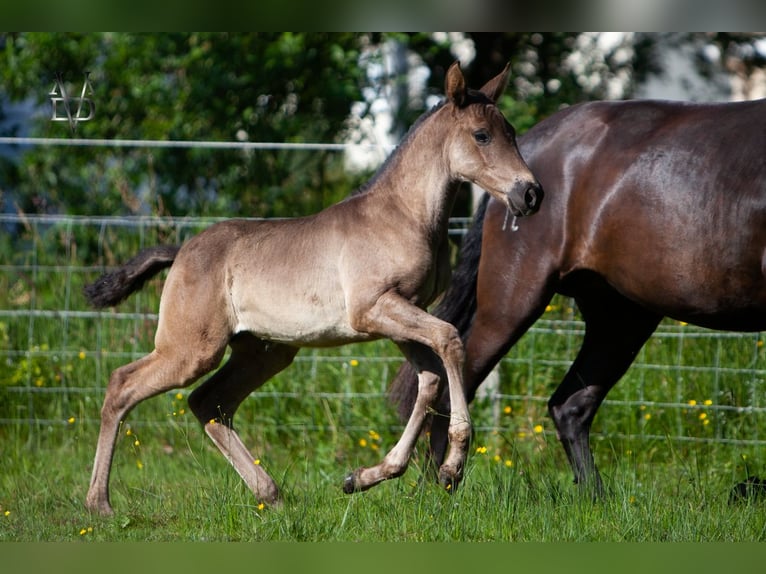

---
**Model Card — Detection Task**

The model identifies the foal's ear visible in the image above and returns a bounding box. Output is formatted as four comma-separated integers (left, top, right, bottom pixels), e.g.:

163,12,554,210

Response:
479,62,511,103
445,61,466,107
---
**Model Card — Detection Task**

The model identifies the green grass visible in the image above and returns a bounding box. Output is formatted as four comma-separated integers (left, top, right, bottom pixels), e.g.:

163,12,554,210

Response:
3,412,766,542
3,292,766,541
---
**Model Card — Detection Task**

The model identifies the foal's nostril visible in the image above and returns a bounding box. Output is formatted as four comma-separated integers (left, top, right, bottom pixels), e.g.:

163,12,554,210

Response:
524,183,543,210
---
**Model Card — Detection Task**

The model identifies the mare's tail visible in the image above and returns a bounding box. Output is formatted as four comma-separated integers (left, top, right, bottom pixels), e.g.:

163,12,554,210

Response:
84,245,181,308
388,193,489,421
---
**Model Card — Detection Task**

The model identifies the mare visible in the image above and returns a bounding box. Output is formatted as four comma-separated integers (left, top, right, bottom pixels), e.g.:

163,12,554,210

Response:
390,97,766,495
82,62,542,516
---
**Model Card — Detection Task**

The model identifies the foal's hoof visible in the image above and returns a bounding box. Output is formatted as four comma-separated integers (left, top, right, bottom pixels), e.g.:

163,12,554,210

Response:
85,494,115,517
438,466,463,493
343,470,362,494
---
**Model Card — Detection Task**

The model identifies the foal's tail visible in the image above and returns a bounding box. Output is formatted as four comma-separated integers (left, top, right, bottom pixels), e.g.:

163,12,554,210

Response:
388,193,489,421
84,245,181,308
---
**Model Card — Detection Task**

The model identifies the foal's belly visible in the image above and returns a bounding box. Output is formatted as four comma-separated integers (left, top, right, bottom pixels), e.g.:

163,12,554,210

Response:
231,292,378,348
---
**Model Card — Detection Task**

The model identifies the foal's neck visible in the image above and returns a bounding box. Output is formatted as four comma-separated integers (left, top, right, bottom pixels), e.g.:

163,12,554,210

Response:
364,106,458,234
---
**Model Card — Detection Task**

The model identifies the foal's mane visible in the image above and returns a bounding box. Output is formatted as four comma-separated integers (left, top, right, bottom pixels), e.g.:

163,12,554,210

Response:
352,99,447,197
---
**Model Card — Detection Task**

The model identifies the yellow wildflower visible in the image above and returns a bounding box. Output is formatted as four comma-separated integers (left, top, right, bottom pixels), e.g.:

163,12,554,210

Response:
503,406,512,415
643,413,652,421
175,392,184,400
475,446,488,454
349,359,359,367
67,417,76,424
703,399,713,406
257,503,265,511
253,459,261,466
359,438,367,447
504,459,513,468
78,351,86,360
533,424,544,434
699,412,707,421
687,399,697,406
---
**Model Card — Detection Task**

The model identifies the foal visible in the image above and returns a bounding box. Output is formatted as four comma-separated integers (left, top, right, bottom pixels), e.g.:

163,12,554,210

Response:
83,62,542,515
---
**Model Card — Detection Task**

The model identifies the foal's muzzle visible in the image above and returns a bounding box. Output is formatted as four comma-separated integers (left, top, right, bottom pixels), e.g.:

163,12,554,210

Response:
508,180,543,216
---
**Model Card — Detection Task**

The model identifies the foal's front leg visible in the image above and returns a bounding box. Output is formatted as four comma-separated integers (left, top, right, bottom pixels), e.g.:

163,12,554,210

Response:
344,292,471,493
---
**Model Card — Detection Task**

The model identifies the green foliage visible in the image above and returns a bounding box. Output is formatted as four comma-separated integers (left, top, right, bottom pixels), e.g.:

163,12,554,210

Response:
1,33,369,217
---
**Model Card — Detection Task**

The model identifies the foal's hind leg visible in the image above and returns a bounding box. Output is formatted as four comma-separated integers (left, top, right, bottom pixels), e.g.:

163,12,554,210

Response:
188,334,298,506
86,344,226,516
548,290,660,496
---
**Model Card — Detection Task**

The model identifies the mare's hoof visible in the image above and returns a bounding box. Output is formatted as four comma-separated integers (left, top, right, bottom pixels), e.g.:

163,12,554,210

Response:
729,476,766,503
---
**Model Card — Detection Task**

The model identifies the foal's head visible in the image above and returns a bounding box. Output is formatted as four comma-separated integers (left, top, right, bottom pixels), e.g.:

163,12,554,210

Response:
441,62,542,217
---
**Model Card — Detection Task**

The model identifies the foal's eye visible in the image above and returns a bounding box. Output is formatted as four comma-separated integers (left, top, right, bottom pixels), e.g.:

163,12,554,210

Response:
473,130,491,145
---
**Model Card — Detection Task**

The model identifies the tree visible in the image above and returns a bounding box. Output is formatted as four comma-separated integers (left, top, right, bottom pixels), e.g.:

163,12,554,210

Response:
0,33,369,217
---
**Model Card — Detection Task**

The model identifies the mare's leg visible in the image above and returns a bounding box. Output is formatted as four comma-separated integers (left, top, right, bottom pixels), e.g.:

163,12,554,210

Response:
188,334,298,505
345,292,469,492
86,341,226,516
548,290,660,496
430,249,558,468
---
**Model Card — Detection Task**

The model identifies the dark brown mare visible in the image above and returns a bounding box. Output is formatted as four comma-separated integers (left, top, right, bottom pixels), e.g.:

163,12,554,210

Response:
390,97,766,495
82,62,542,515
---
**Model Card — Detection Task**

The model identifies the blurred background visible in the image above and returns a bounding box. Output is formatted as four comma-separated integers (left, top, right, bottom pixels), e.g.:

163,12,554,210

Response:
1,32,765,220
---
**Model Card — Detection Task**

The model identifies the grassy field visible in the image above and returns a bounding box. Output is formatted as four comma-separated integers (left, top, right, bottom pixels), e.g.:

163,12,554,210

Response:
2,396,766,542
2,218,766,541
2,328,766,542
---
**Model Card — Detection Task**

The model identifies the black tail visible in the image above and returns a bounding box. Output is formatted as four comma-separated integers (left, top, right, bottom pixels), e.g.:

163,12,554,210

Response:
388,193,490,421
84,245,181,308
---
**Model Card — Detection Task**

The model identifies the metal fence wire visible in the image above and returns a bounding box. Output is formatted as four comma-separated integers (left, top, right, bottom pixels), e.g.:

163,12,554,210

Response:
2,213,766,448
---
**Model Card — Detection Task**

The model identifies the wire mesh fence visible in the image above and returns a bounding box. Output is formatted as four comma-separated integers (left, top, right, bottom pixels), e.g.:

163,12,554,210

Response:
1,213,766,450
